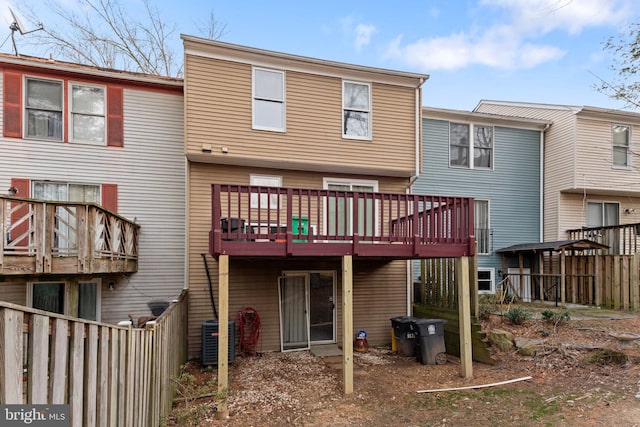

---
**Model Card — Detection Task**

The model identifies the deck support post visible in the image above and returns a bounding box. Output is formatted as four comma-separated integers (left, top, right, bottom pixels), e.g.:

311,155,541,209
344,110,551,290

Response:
216,254,230,419
342,255,353,394
456,256,473,378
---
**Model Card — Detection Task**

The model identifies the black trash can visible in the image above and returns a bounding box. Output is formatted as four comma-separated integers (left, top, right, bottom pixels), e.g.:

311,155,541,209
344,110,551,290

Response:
413,318,447,365
390,316,417,357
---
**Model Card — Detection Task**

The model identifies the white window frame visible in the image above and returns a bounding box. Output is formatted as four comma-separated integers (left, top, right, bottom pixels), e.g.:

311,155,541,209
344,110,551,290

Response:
342,81,371,140
250,174,282,209
449,122,494,170
252,67,285,132
24,76,64,141
69,82,107,145
474,199,490,255
322,177,378,236
477,268,495,294
612,124,631,169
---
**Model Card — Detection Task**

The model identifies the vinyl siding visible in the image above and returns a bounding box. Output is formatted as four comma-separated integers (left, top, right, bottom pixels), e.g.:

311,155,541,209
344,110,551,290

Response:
413,117,542,278
186,162,408,358
0,282,27,305
184,54,417,175
0,72,185,323
574,118,640,189
560,193,640,234
475,103,577,241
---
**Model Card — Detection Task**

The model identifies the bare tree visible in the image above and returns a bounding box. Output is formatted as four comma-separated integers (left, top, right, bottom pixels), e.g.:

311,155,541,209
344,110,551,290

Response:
17,0,226,77
594,22,640,109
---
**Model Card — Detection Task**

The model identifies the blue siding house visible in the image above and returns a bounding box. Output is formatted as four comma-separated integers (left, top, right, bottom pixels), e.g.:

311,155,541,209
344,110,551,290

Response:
413,107,550,294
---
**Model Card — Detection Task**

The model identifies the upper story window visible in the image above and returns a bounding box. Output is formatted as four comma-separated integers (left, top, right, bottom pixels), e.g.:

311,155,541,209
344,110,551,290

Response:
3,71,123,147
26,78,63,140
612,124,630,168
253,67,285,132
450,123,493,169
343,81,371,139
70,84,106,144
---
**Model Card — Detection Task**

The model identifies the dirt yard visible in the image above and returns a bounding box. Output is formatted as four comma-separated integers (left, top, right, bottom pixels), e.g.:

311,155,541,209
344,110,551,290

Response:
168,306,640,426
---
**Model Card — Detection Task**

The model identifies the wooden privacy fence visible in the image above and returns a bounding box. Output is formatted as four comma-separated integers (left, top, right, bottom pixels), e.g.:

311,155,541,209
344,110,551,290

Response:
417,256,479,316
563,254,640,310
502,255,640,311
0,290,188,427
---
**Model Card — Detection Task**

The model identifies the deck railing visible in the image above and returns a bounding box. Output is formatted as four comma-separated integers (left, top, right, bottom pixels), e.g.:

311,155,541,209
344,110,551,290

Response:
210,184,475,258
567,223,640,255
1,196,139,275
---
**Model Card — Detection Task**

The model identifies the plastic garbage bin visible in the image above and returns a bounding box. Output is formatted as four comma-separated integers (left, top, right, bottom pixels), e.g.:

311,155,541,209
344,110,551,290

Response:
413,318,447,365
390,316,417,356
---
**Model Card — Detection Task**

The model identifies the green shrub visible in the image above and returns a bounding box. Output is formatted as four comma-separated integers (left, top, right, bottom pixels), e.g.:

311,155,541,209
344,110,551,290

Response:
504,307,532,325
541,309,570,325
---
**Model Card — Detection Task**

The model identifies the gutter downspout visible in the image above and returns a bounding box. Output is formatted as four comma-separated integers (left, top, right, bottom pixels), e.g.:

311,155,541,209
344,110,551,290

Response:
407,77,427,315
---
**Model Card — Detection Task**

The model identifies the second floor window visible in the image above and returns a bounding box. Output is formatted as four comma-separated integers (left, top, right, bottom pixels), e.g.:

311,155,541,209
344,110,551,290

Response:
450,123,493,169
612,124,630,168
343,81,371,139
71,84,106,144
253,68,285,131
26,78,63,140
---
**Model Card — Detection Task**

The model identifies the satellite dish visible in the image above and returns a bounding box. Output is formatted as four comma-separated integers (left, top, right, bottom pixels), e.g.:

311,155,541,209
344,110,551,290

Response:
7,7,44,55
9,7,26,35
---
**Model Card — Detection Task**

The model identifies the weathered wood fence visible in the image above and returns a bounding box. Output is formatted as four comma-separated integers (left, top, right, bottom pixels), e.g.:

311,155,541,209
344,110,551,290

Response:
0,290,188,426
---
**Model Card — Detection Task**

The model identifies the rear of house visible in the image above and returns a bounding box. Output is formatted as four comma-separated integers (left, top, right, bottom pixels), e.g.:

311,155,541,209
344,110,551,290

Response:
182,35,455,359
415,107,549,296
475,100,640,246
0,54,185,323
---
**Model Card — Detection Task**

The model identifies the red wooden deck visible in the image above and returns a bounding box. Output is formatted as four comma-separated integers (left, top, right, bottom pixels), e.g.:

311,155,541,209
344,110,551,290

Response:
210,184,475,259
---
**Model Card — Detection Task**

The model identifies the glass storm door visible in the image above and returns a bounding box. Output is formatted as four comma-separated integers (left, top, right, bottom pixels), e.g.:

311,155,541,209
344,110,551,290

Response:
279,274,309,351
309,272,336,343
279,272,336,351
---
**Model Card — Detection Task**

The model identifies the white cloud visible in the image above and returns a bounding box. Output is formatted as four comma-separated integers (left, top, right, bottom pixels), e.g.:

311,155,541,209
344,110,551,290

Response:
354,23,376,51
481,0,632,35
384,0,630,71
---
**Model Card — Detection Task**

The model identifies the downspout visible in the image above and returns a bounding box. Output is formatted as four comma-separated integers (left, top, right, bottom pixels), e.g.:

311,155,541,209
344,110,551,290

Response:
407,77,427,315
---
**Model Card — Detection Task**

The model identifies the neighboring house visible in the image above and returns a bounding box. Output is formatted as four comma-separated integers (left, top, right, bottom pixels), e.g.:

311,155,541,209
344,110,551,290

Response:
181,34,476,368
475,100,640,247
414,107,550,295
0,54,185,323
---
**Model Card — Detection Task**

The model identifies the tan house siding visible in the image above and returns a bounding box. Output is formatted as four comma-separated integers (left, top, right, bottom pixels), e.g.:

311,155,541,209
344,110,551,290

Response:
186,162,409,358
574,118,640,189
184,54,418,175
0,282,27,305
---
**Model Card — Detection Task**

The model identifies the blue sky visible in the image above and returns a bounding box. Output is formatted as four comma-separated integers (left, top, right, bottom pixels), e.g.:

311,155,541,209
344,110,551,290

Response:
3,0,639,111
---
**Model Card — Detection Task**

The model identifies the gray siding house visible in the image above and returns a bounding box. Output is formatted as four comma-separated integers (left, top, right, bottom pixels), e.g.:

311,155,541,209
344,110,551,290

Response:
413,107,550,294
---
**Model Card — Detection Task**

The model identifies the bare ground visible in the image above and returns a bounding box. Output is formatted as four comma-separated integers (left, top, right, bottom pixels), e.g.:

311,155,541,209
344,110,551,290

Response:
169,309,640,426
